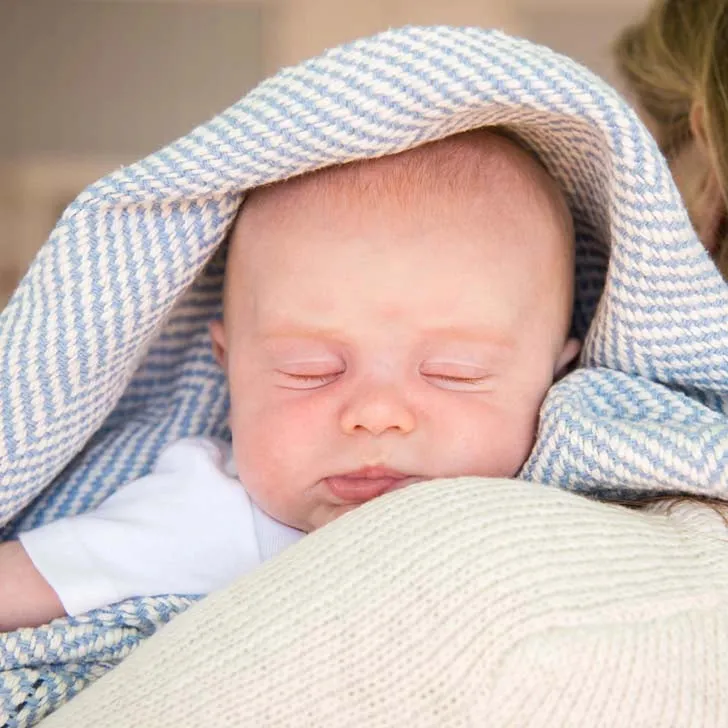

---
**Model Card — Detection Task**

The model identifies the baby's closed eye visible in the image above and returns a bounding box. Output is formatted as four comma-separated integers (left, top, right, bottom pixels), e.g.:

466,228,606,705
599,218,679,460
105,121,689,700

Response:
419,362,494,391
275,361,345,389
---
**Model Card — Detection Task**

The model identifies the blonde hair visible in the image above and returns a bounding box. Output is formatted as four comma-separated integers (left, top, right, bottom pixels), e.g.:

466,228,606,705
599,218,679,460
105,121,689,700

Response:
614,0,728,275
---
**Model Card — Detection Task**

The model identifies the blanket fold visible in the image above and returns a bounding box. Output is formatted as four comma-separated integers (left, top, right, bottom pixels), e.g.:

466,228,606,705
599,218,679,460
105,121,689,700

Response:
1,24,727,727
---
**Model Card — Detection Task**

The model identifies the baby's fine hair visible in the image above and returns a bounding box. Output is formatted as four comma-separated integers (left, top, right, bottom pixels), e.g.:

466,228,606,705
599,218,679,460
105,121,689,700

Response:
242,127,572,245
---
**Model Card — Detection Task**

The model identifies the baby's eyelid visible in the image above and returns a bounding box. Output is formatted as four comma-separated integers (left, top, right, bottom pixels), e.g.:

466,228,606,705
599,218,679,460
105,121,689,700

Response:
284,372,342,381
277,362,346,376
275,369,344,391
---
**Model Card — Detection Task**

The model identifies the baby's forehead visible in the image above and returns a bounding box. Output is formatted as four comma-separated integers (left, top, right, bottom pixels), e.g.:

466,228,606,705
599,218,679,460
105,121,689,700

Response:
222,129,574,332
225,127,573,295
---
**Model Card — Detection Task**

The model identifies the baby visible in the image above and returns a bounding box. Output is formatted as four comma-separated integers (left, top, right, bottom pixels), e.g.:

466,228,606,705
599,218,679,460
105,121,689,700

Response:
0,128,579,631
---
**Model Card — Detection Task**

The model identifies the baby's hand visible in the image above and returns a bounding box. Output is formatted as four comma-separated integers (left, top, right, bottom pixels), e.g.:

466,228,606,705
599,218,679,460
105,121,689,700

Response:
0,540,66,631
19,438,261,617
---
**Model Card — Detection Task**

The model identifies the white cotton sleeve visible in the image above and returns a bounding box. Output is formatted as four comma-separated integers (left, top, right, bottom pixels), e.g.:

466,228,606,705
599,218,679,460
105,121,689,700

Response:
19,438,264,616
251,502,305,563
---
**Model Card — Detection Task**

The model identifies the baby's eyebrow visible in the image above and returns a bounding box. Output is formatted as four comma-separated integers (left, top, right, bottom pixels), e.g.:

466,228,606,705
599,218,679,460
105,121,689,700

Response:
256,325,347,344
420,326,516,351
257,324,515,353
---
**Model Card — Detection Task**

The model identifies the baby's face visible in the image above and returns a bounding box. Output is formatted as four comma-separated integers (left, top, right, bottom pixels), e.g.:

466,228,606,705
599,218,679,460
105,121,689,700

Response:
212,134,578,532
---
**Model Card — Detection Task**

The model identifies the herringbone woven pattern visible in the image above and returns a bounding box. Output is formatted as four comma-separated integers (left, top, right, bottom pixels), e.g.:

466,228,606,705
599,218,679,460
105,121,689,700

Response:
1,25,726,726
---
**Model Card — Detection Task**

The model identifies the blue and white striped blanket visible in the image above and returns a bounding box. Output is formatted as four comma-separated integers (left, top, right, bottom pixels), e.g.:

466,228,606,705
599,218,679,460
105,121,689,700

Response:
2,25,727,727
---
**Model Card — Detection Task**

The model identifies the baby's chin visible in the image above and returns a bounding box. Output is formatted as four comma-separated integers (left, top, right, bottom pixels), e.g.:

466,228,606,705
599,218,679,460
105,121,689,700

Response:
250,492,358,533
305,502,361,532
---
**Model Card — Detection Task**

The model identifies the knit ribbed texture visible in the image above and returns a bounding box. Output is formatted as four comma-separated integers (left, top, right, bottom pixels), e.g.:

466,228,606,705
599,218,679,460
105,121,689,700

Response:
40,479,728,727
2,23,728,725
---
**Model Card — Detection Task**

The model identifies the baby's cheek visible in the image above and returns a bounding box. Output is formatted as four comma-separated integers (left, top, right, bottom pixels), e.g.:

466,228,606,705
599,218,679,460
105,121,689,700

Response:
232,400,295,469
230,395,330,503
257,395,330,458
490,408,540,476
452,401,538,478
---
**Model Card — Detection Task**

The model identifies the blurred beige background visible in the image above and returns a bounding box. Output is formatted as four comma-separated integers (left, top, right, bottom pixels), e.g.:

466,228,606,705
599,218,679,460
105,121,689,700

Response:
0,0,650,308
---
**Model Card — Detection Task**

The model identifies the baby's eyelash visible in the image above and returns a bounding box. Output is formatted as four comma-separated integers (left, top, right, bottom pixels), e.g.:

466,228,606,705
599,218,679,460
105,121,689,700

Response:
431,374,488,383
421,371,494,392
276,370,345,389
286,373,337,383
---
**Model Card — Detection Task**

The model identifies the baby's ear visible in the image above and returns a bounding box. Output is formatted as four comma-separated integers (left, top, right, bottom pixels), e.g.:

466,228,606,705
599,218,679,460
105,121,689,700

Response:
554,338,581,380
209,320,228,369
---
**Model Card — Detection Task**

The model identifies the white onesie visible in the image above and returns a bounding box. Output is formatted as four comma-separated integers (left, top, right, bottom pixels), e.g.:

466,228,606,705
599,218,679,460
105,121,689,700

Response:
20,437,304,616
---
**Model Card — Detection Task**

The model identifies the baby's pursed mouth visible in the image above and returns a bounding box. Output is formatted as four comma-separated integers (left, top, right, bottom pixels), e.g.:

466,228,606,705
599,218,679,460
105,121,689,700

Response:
325,468,417,504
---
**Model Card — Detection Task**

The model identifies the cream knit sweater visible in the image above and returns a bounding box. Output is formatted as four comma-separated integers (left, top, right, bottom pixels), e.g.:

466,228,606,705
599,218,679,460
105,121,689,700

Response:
40,479,728,727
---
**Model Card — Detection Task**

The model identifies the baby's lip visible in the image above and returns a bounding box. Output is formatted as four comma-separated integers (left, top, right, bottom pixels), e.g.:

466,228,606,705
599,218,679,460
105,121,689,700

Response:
325,467,416,503
340,466,408,479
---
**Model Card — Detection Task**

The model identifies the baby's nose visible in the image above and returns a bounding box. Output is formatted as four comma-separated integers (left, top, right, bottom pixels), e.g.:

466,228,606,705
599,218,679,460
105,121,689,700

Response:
339,383,416,436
